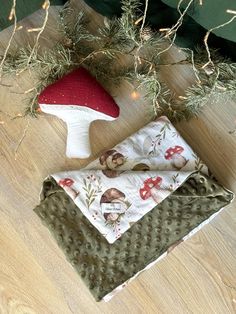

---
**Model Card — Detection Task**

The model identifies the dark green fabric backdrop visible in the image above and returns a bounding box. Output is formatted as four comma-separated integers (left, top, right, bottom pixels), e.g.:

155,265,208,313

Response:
1,0,235,60
84,0,236,60
0,0,65,31
162,0,236,43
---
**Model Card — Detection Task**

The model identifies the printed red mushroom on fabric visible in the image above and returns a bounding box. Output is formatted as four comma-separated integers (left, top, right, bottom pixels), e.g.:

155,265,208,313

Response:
164,145,187,169
139,176,163,203
38,67,120,158
58,177,79,200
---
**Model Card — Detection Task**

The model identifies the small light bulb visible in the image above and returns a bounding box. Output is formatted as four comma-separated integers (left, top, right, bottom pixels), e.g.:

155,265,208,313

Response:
131,90,140,100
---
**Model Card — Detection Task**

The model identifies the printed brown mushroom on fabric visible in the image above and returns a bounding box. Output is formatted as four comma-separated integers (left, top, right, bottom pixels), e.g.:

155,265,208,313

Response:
99,150,126,170
139,177,163,203
132,163,150,171
100,188,127,223
164,145,187,169
102,170,121,178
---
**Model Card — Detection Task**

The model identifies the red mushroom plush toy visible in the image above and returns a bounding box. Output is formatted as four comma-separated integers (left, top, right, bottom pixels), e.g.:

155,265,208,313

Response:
38,68,119,158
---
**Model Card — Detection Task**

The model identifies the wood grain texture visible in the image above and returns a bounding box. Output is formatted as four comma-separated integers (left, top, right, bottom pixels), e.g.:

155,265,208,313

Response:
0,1,235,313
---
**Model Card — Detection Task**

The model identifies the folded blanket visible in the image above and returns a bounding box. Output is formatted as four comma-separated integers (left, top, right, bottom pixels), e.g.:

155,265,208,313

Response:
33,116,234,301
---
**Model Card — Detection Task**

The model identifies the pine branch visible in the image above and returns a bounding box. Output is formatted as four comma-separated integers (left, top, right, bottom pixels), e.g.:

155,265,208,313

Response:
59,6,97,46
0,0,17,79
1,0,235,123
119,0,142,46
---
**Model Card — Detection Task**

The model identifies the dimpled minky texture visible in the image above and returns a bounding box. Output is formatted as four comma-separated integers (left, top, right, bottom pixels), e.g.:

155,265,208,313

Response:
49,117,206,244
34,172,233,301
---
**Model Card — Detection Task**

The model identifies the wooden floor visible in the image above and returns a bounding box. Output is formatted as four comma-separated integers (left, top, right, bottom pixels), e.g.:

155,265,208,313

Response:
0,1,235,313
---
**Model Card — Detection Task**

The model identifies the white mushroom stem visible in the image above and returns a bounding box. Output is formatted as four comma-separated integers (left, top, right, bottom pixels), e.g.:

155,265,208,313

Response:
40,105,115,159
66,119,92,159
106,155,116,169
171,154,186,169
63,186,79,200
150,188,169,203
150,188,161,203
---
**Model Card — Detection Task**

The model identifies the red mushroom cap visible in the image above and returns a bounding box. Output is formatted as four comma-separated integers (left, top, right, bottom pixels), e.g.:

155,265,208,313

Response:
140,176,162,200
59,178,74,187
164,145,184,160
139,187,151,200
38,67,119,118
144,177,162,188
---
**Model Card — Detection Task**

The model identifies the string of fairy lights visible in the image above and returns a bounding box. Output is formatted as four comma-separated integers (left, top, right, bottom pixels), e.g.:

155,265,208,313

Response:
0,0,236,157
0,0,50,158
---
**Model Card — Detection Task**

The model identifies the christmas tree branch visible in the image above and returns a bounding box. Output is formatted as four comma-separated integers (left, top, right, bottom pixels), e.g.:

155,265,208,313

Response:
0,0,17,79
21,0,51,74
0,0,235,124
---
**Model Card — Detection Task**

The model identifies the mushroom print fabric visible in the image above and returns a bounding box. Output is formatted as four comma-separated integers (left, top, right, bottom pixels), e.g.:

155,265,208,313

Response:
33,116,234,301
50,116,200,243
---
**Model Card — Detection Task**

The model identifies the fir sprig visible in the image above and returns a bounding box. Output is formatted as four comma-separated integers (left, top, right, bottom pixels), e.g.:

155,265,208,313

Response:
0,0,235,121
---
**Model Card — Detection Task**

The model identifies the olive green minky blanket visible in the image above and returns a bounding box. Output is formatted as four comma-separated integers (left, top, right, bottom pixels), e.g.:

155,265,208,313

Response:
33,117,234,301
34,172,233,301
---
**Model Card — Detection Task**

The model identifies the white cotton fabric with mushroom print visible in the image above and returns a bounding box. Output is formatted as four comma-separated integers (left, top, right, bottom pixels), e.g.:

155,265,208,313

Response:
51,116,209,244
